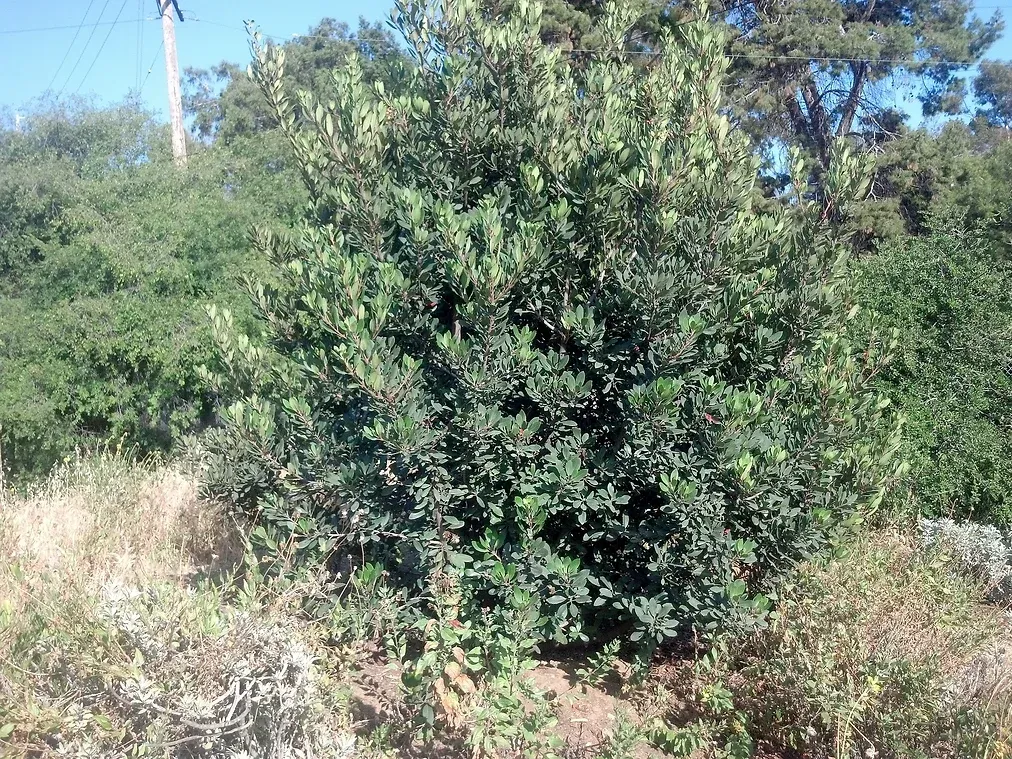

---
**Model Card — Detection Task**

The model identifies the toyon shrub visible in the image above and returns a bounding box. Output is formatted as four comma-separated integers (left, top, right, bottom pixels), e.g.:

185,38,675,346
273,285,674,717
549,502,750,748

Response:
202,0,903,646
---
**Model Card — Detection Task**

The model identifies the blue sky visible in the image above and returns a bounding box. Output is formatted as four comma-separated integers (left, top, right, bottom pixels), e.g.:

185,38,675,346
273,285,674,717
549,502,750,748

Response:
2,1,1012,123
0,0,392,119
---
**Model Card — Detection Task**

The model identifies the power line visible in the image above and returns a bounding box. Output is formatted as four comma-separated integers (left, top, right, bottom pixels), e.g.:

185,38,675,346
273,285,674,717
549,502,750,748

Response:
185,17,993,68
187,16,285,38
140,39,165,92
0,16,147,35
76,0,131,95
1,1,1007,37
56,0,113,97
188,16,382,43
45,0,98,94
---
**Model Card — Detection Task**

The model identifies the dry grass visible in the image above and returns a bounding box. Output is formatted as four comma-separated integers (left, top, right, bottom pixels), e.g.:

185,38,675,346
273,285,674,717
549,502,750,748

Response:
4,453,1012,759
643,529,1012,758
799,531,1012,736
0,453,364,758
804,531,1009,685
0,451,241,588
0,451,245,685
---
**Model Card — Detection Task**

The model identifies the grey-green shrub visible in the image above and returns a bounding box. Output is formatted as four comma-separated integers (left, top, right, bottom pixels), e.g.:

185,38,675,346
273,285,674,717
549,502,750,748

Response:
920,517,1012,602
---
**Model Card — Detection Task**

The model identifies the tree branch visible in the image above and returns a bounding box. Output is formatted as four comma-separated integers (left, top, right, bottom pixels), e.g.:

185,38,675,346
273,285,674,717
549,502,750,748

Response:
837,60,869,137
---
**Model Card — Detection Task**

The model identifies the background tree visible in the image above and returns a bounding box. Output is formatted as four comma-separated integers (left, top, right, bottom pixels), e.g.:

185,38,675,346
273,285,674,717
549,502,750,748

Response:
725,0,1001,173
844,119,978,243
493,0,683,50
521,0,1000,175
521,0,1001,248
974,60,1012,131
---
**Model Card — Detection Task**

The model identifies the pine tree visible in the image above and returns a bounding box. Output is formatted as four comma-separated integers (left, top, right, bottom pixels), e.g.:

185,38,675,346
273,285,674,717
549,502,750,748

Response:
975,61,1012,131
519,0,1001,175
202,0,902,645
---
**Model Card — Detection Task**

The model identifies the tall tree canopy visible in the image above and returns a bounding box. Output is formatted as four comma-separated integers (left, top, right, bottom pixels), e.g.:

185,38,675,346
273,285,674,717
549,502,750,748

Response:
974,60,1012,129
727,0,1001,171
504,0,681,49
522,0,1001,174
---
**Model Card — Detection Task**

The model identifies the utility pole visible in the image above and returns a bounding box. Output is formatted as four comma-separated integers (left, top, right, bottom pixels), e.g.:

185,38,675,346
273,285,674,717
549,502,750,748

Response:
158,0,187,167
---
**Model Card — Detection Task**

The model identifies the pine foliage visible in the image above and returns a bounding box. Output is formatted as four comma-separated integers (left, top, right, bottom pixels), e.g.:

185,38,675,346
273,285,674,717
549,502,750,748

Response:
202,0,902,644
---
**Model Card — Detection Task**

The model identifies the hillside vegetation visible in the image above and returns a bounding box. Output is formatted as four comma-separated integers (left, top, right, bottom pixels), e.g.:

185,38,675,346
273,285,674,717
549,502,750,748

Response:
0,105,304,478
6,0,1012,756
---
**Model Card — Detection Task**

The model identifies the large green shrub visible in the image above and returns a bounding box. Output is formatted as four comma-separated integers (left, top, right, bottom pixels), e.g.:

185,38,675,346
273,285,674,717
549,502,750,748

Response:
203,0,901,644
856,220,1012,525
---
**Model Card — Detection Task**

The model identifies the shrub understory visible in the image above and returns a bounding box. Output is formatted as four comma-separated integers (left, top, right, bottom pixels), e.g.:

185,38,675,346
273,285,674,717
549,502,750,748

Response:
855,220,1012,527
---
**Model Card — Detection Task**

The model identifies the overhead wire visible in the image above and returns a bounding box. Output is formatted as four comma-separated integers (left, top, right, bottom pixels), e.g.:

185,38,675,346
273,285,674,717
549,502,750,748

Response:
45,0,98,94
0,17,145,35
140,40,165,93
184,16,1000,68
0,0,1007,36
6,4,1012,104
75,0,131,95
56,0,113,97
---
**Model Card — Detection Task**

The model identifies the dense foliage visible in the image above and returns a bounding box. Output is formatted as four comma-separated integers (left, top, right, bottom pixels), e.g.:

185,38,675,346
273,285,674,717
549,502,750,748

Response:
0,17,415,480
0,102,305,478
975,60,1012,128
857,221,1012,525
534,0,1007,253
202,0,901,644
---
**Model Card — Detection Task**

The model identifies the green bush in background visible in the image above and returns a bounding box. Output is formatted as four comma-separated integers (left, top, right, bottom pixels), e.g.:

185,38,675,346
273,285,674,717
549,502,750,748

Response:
202,0,902,645
0,103,305,478
856,219,1012,526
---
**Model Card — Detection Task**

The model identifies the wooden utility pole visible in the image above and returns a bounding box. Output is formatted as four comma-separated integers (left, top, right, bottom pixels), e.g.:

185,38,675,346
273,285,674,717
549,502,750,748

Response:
159,0,187,166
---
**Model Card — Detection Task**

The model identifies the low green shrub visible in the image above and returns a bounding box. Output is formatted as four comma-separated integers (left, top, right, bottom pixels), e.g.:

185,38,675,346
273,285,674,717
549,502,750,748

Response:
644,532,1012,758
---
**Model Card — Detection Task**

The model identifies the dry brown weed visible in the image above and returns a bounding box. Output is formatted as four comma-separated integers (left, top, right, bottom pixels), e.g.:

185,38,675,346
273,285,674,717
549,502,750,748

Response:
0,452,242,588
